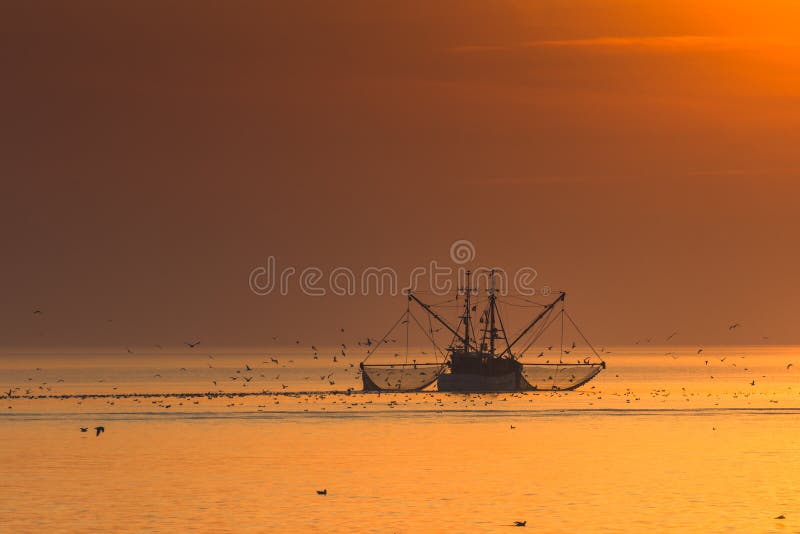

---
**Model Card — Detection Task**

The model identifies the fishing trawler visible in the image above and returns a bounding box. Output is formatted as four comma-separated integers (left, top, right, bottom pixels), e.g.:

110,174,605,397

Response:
359,271,605,392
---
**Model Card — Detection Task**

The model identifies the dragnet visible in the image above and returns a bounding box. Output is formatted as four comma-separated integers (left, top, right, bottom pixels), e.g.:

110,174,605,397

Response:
521,363,604,391
359,295,453,392
505,295,605,391
361,363,446,392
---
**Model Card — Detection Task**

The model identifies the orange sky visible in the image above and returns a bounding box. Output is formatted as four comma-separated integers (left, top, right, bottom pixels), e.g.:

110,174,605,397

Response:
2,1,800,348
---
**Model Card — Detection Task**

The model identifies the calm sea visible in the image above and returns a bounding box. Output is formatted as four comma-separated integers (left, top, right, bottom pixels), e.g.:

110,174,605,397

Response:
1,345,798,532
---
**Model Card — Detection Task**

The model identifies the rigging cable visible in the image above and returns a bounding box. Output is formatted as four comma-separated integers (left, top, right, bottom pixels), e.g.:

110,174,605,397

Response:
361,308,408,364
564,310,604,364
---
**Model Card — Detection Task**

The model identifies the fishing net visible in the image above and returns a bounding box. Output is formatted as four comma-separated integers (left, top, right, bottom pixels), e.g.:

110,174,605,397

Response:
361,363,446,391
521,363,603,391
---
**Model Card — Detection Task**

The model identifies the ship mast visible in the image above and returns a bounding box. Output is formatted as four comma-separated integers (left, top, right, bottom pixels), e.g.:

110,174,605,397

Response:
461,271,471,352
488,269,497,355
477,269,505,357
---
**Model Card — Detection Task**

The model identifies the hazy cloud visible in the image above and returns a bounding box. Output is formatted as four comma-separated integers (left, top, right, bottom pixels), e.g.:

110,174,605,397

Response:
450,35,792,54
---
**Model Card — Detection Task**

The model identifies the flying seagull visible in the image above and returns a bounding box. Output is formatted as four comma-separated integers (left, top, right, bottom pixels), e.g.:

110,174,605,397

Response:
94,426,105,436
185,341,200,348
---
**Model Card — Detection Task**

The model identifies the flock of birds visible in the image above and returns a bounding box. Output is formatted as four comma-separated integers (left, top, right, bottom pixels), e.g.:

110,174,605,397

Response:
4,314,798,405
7,310,795,529
3,319,412,421
654,324,796,388
3,311,797,435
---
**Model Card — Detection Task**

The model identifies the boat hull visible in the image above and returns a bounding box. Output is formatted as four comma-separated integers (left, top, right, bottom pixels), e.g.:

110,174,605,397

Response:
436,370,519,392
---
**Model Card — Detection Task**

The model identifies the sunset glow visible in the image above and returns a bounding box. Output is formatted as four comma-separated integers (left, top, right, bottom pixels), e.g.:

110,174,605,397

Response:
2,2,800,532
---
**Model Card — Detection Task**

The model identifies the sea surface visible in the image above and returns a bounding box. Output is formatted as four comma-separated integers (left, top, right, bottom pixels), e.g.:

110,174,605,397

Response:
1,345,799,533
